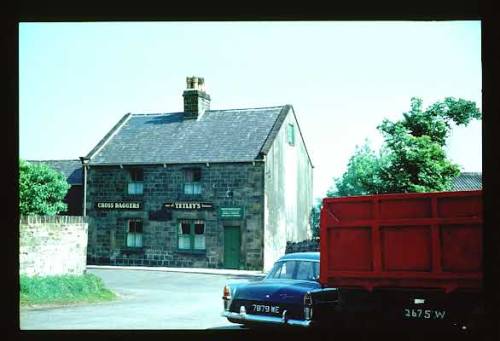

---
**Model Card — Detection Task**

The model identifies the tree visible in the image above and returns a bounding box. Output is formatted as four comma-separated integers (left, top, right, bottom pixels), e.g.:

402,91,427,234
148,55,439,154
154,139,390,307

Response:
331,97,481,196
19,159,70,215
327,140,388,197
309,198,322,238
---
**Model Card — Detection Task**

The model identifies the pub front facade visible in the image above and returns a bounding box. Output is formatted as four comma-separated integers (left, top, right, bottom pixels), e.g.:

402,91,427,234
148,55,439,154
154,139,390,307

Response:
83,77,313,271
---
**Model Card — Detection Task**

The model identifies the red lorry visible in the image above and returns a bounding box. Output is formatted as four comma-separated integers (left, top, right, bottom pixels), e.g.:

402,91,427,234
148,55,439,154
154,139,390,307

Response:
319,190,483,331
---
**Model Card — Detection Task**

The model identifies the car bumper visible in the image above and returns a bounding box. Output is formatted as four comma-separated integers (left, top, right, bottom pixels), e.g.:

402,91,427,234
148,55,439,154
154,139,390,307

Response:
222,310,312,327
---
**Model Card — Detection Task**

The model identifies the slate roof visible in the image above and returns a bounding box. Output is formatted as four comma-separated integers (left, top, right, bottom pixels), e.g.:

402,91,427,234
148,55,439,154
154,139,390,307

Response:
27,159,83,185
87,106,293,165
451,172,482,191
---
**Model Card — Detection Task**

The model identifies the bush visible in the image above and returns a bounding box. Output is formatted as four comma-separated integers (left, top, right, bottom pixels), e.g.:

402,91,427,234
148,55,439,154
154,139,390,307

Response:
20,273,116,306
19,159,70,215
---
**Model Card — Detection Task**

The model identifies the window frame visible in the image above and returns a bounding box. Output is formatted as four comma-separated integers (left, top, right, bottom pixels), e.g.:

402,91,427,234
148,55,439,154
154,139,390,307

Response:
183,168,202,196
176,219,206,253
127,168,144,195
287,123,295,146
126,219,143,248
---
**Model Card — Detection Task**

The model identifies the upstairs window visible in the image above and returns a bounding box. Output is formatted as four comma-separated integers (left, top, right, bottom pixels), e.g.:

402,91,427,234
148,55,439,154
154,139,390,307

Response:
183,168,202,195
128,168,144,195
127,219,143,248
178,220,205,251
287,123,295,146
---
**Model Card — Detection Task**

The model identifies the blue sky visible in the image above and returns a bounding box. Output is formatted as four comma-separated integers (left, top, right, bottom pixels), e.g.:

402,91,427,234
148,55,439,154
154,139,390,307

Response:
19,21,482,199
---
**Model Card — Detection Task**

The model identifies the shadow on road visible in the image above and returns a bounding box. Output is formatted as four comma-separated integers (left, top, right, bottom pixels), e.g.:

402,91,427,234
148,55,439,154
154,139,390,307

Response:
206,325,248,330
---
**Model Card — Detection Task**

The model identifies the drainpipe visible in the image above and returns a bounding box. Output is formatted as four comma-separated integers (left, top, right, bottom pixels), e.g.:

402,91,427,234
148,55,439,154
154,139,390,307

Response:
79,157,89,217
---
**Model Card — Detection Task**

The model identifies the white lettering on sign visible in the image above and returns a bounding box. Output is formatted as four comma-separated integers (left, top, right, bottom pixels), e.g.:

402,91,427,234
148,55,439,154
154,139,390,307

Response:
164,202,213,210
96,202,140,209
174,202,202,209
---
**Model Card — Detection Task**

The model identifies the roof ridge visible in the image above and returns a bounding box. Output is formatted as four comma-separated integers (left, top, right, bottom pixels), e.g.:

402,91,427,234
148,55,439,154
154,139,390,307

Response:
130,112,180,117
206,105,285,112
126,106,286,117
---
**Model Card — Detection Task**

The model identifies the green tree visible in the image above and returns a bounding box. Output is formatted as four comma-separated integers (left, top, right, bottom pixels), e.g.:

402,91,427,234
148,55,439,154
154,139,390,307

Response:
327,140,388,197
309,198,322,238
331,97,481,196
19,159,70,215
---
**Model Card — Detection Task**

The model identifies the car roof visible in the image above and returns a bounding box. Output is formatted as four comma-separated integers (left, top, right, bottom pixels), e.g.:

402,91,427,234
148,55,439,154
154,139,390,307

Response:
278,252,320,261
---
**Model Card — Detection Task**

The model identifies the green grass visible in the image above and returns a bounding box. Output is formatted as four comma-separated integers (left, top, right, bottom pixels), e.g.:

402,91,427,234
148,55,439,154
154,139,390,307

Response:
20,273,117,306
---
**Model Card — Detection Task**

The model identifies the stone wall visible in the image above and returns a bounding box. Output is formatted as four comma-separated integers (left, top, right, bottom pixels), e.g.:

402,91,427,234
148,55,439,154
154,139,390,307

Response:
86,162,265,270
285,238,320,254
19,215,88,277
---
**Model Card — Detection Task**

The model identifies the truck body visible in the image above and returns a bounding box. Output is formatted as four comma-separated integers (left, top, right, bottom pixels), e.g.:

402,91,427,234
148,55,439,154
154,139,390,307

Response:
318,190,483,330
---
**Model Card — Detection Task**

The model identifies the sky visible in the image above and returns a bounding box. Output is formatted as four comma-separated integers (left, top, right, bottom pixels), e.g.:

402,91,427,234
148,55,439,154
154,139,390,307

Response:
19,21,482,200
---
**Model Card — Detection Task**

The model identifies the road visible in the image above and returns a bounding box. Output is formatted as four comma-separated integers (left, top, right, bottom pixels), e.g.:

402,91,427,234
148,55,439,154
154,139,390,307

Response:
20,268,259,330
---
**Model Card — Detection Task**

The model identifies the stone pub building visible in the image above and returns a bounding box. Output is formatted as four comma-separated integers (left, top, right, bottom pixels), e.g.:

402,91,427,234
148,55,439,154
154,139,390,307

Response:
82,77,313,271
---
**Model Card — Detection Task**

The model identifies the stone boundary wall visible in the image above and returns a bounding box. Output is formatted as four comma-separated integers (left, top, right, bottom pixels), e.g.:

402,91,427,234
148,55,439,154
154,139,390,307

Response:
20,215,88,277
285,238,320,254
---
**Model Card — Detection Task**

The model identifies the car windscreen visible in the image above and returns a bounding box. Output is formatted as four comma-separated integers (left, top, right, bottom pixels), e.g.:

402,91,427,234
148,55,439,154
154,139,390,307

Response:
266,260,319,281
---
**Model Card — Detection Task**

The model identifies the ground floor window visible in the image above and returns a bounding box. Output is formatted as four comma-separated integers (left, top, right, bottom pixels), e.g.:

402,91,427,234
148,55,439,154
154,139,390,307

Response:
127,219,143,247
178,220,205,251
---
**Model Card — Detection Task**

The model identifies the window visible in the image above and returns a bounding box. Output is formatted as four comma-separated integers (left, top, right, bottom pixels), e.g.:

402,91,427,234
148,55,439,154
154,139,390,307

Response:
267,260,319,281
128,168,144,195
296,261,320,281
127,219,143,248
178,220,205,251
183,168,202,195
267,260,298,280
287,123,295,146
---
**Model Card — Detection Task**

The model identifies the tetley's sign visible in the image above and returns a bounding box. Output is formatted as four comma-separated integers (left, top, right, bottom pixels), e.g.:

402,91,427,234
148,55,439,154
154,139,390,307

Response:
164,202,214,210
95,202,142,210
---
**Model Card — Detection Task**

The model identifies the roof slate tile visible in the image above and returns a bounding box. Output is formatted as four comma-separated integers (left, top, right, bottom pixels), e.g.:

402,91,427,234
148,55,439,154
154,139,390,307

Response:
88,106,287,165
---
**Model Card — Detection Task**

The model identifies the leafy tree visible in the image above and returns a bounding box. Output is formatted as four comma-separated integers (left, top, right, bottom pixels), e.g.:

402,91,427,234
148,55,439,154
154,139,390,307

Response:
327,140,388,197
19,159,70,215
331,97,481,196
309,198,322,238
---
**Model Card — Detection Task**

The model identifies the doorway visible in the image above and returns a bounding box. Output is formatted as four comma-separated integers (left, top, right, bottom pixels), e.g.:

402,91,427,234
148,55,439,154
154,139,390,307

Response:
223,226,241,269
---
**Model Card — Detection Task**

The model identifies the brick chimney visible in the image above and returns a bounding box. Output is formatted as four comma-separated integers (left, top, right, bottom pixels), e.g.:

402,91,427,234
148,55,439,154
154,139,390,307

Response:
182,76,211,119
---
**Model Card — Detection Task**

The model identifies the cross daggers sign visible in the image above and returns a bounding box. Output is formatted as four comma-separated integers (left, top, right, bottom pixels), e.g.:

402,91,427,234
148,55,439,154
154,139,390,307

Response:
95,202,142,209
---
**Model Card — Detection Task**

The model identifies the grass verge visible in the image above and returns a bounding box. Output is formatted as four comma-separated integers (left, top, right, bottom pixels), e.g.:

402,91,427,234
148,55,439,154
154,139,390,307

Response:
20,273,117,306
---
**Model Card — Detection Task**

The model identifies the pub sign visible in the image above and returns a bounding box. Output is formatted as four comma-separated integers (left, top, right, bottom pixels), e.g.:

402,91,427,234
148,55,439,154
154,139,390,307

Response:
95,202,142,210
164,201,214,210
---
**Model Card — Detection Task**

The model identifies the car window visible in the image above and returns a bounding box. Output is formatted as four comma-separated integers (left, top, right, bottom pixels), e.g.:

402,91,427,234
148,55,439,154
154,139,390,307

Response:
296,261,316,281
267,260,320,280
267,261,298,279
313,262,319,280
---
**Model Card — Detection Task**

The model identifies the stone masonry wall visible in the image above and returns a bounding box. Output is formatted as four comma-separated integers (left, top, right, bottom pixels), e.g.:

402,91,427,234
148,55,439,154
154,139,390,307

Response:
19,215,88,277
86,162,265,270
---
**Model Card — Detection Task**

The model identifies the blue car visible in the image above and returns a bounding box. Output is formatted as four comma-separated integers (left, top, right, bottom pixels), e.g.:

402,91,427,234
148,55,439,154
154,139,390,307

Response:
222,252,334,328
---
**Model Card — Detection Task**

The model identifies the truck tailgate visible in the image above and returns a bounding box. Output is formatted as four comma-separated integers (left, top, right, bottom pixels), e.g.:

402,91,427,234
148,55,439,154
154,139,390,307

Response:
319,191,482,292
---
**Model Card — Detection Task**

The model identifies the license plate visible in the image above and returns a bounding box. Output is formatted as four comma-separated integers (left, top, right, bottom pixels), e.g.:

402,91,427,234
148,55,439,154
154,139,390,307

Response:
251,304,281,314
403,308,447,320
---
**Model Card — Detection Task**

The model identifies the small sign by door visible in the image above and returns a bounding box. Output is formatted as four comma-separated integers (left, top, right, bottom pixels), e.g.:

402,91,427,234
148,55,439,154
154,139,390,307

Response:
220,207,243,219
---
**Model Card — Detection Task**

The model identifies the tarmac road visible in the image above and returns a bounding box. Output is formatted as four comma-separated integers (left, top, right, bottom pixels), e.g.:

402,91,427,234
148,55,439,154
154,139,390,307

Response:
20,267,260,330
